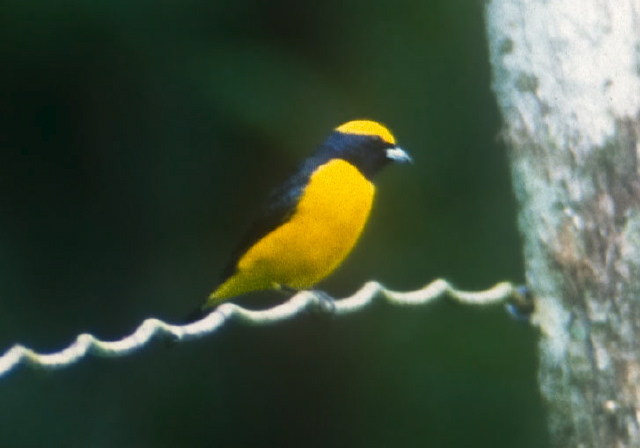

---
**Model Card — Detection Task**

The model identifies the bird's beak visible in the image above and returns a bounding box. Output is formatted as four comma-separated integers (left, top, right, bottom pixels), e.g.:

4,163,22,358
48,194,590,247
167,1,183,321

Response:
386,147,413,164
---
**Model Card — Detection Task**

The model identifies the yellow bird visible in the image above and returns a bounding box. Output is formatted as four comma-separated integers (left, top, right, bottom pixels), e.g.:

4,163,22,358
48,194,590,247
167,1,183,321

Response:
195,119,411,316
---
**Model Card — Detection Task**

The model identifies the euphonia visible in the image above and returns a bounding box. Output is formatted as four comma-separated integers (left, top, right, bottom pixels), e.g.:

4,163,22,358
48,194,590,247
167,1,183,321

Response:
197,119,411,314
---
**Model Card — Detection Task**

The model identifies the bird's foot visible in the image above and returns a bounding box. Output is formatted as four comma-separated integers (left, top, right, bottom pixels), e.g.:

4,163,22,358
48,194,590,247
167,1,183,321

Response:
275,284,299,296
309,290,337,314
276,284,336,315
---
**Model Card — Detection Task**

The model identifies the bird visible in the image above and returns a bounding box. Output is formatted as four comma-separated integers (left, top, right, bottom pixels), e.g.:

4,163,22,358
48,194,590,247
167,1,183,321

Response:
192,119,411,318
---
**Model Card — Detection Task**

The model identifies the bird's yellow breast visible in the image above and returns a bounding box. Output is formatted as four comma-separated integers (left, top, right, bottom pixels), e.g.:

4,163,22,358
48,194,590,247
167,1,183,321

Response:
210,159,375,302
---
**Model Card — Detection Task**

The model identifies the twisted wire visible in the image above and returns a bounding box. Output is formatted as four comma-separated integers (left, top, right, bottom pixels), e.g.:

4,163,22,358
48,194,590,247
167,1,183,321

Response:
0,279,518,378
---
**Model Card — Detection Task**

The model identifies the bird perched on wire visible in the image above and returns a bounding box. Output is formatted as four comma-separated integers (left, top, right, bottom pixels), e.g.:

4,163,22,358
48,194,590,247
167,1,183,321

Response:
190,119,411,319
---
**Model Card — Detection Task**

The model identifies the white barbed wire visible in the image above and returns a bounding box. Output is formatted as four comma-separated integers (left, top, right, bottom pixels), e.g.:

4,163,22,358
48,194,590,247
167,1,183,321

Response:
0,279,522,378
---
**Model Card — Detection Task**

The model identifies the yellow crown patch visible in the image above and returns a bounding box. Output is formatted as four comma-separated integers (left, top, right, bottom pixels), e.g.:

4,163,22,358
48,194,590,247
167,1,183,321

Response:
335,120,396,145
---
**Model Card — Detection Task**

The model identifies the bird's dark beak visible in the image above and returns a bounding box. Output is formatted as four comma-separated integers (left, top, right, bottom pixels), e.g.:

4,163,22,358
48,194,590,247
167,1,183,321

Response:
386,147,413,164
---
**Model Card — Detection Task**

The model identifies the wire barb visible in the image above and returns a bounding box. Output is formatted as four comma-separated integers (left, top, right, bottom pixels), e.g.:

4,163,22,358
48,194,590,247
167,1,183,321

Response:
0,279,519,378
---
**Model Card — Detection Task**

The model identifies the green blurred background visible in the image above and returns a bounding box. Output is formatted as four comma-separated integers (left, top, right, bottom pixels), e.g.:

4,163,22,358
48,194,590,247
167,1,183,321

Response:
0,0,547,447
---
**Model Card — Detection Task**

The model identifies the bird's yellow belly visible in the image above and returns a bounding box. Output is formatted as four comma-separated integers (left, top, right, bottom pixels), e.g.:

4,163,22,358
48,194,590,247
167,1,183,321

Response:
223,159,375,297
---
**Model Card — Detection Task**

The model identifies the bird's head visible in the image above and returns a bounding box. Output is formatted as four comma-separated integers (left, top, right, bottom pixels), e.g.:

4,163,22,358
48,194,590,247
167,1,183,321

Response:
325,120,412,179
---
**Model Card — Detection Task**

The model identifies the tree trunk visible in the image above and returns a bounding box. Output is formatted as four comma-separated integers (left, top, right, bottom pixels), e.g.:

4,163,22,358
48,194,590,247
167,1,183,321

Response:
484,0,640,446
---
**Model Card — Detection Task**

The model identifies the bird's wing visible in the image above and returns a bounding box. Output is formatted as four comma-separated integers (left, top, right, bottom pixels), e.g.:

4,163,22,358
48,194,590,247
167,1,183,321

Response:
215,168,311,286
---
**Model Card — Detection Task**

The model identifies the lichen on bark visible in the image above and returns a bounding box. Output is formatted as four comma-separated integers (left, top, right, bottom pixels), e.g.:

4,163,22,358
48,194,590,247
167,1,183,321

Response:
485,0,640,445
